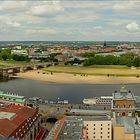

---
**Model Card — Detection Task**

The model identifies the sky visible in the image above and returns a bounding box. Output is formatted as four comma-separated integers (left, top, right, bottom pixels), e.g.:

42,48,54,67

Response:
0,0,140,41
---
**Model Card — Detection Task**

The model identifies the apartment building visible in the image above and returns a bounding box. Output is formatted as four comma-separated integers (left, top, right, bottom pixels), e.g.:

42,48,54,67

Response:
83,117,112,140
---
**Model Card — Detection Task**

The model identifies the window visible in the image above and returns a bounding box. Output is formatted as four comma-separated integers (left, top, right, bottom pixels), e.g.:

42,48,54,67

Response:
101,132,103,134
93,128,95,130
93,136,95,138
86,124,88,126
101,124,103,126
108,132,110,134
94,124,95,126
108,124,110,126
93,132,95,134
108,128,110,130
101,128,103,130
108,136,110,138
101,136,102,138
122,112,125,116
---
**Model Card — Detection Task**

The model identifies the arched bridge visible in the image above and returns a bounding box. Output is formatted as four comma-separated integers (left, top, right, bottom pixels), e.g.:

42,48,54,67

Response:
0,63,54,77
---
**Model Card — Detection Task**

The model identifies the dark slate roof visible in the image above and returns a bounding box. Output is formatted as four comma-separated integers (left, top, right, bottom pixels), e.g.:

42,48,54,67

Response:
112,86,135,100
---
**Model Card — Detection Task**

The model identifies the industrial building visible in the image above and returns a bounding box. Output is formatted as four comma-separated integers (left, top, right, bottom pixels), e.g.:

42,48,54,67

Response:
0,91,26,106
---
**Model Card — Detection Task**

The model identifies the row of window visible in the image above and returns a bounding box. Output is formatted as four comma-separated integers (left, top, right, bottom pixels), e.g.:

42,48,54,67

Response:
86,131,110,135
0,96,18,101
86,136,110,139
86,123,110,127
87,127,110,130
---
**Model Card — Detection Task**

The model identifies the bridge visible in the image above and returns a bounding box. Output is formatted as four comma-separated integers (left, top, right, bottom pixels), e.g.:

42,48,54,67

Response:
0,63,54,77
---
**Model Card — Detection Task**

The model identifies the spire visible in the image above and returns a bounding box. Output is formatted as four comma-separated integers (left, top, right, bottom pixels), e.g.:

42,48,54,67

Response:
103,41,107,48
120,86,127,97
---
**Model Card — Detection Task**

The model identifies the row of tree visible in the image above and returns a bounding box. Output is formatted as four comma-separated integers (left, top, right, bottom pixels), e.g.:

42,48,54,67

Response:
0,49,29,61
0,49,62,62
83,53,140,67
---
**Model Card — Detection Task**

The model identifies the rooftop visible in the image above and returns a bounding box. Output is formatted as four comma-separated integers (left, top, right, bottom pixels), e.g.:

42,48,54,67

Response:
0,104,38,138
70,109,111,115
47,115,111,140
0,91,26,103
112,86,135,100
116,117,135,133
0,137,17,140
57,116,83,140
0,112,16,120
0,91,25,99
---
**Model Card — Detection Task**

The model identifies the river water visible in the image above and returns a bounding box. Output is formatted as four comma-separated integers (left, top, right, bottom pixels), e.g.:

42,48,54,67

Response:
0,78,139,103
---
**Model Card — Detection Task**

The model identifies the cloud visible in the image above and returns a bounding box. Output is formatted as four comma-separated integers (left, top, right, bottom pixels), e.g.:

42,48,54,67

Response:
113,1,133,11
126,22,140,32
0,1,29,12
6,21,21,27
94,26,102,30
29,1,64,17
0,0,140,41
113,1,140,15
25,28,58,34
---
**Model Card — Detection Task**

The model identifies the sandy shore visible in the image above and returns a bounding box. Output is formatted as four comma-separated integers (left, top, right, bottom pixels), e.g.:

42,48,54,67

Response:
16,70,140,84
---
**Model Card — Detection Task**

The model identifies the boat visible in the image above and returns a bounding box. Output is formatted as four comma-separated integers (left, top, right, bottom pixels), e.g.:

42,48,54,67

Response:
83,96,112,105
83,98,97,105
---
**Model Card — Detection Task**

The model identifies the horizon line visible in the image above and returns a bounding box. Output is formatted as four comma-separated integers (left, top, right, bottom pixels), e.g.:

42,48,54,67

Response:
0,40,140,42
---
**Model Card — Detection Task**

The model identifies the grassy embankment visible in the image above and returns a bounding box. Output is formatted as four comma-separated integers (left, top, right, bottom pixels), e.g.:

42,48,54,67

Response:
44,65,140,77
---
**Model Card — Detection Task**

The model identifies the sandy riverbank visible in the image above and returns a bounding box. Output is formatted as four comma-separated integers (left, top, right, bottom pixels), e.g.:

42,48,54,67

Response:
16,70,140,84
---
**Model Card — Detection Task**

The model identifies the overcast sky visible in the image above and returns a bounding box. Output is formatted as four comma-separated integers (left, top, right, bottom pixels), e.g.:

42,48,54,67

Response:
0,0,140,41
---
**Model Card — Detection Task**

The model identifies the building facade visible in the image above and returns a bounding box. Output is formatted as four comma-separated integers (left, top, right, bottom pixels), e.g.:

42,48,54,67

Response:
112,86,136,117
112,86,136,140
83,118,112,140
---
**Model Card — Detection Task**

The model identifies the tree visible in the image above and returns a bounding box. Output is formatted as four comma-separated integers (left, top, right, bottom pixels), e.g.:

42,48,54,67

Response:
0,49,12,60
133,57,140,67
82,52,95,58
83,53,135,67
12,54,28,61
1,54,8,60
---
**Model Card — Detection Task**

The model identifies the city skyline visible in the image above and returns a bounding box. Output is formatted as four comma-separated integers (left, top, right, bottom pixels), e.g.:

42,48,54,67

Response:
0,0,140,41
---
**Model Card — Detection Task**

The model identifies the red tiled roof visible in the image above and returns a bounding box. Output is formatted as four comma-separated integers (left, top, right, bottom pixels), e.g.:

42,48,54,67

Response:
0,104,38,138
53,116,66,140
35,129,46,140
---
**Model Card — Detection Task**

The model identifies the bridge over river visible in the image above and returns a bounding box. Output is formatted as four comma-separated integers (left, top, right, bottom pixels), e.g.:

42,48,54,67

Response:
0,63,53,77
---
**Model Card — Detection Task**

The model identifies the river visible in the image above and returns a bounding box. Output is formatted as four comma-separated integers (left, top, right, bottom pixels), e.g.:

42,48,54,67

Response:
0,78,139,103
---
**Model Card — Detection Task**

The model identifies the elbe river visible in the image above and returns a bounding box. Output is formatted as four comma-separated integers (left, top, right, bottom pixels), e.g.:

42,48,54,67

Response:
0,78,139,103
